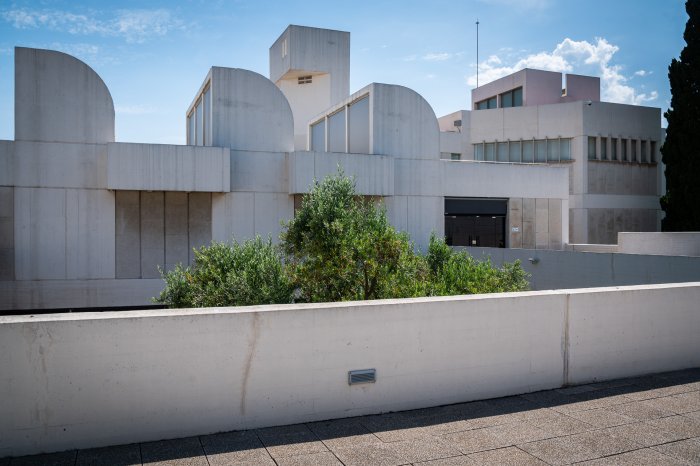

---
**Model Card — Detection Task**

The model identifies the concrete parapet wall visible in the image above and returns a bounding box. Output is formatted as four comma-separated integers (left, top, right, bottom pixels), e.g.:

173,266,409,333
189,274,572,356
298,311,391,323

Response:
288,151,394,195
459,246,700,290
1,282,699,457
107,143,230,192
617,232,700,257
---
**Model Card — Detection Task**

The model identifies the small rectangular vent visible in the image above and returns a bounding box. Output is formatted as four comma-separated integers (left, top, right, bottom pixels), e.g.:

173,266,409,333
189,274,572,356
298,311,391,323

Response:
298,75,312,84
348,369,376,385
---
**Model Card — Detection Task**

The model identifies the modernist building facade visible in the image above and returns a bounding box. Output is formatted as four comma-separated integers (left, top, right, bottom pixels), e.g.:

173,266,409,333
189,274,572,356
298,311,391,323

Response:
0,25,661,310
438,69,664,245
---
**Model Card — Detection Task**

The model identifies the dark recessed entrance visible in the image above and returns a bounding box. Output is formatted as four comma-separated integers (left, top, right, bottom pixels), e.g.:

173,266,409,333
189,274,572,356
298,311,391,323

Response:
445,198,507,248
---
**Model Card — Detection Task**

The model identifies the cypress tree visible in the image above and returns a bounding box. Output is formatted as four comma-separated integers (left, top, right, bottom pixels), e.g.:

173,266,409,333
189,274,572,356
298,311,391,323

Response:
661,0,700,230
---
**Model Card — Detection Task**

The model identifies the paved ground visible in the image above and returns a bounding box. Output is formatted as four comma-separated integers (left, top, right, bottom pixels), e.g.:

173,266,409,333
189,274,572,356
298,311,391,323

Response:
4,369,700,466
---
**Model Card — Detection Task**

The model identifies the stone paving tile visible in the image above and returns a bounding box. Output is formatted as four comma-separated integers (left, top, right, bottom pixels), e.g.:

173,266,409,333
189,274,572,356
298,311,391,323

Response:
384,436,462,463
553,389,633,413
610,400,677,421
414,455,474,465
275,451,343,466
565,429,641,457
565,407,638,428
467,446,548,465
647,414,700,438
441,427,507,454
76,444,141,465
200,430,274,465
519,390,575,409
604,421,687,447
651,438,700,465
307,418,381,449
517,435,598,465
529,412,594,436
485,421,552,445
684,410,700,422
258,426,328,459
358,412,429,442
140,437,208,466
333,442,408,466
8,451,77,466
577,447,686,465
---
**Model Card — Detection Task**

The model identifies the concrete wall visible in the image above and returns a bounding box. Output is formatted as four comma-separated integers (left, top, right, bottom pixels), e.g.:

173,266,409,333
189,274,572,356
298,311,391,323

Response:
288,151,394,196
210,67,294,152
371,84,440,159
115,191,212,279
107,143,230,192
15,48,114,144
461,246,700,291
1,282,698,457
617,232,700,257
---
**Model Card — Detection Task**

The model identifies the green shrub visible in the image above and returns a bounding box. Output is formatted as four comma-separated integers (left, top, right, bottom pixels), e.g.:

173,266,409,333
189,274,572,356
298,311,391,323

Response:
155,173,530,308
154,236,293,308
281,172,428,302
426,233,530,295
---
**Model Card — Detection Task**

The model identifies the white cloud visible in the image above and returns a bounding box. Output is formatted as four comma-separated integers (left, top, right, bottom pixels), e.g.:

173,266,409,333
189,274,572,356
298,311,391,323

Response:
1,8,184,43
634,69,652,77
468,37,658,105
423,52,452,62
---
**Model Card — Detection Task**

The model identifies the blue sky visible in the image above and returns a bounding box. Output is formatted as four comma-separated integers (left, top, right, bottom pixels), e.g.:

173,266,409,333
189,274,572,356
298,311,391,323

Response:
0,0,687,144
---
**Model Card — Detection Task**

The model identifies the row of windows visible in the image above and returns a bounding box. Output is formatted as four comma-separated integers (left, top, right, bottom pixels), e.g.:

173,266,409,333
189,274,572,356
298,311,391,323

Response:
310,95,370,153
587,137,657,164
475,87,523,110
186,83,211,146
473,138,572,163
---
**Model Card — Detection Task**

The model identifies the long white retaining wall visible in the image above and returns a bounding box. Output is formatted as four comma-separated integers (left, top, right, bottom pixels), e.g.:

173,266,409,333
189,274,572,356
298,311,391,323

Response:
1,282,699,457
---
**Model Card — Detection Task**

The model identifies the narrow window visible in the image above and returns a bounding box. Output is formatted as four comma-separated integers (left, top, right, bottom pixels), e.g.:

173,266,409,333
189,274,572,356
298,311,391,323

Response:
474,144,484,160
588,137,596,160
641,140,648,163
611,138,617,161
484,143,495,161
328,108,346,153
311,119,325,151
560,139,571,161
513,87,523,107
298,75,313,84
522,140,534,163
348,95,370,153
547,139,558,162
600,137,607,160
509,141,521,162
203,87,211,146
487,96,497,109
501,91,513,108
497,142,508,162
195,98,203,146
650,141,657,163
535,140,547,162
451,153,461,161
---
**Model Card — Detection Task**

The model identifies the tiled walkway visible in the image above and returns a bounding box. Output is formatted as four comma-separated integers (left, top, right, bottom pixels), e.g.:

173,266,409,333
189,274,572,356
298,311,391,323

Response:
4,369,700,465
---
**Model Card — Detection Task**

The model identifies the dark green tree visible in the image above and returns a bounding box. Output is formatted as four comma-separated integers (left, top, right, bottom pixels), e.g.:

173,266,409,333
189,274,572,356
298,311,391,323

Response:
661,0,700,230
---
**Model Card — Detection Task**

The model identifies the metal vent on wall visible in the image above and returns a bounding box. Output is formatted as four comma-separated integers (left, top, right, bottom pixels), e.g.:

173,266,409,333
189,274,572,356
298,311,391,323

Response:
348,369,376,385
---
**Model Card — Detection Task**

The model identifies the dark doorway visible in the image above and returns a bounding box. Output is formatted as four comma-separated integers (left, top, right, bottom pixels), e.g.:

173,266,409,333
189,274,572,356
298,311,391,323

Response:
445,198,507,248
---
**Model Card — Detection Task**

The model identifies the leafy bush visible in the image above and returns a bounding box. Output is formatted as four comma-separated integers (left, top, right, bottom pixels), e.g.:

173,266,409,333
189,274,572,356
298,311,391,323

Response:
156,173,530,308
281,172,428,302
426,233,530,295
154,236,292,308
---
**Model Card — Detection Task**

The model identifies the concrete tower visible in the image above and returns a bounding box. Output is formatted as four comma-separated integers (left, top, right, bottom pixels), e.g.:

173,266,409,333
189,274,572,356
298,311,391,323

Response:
270,25,350,150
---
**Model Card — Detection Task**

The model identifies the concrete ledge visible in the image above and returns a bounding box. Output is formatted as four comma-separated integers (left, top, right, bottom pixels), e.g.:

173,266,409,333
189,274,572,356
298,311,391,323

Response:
617,232,700,256
107,143,230,192
0,279,163,310
289,151,394,195
1,282,698,456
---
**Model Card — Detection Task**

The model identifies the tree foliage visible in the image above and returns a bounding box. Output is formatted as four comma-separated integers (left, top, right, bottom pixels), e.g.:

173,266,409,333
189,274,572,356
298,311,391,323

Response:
156,172,530,308
280,173,428,301
661,0,700,230
154,236,292,308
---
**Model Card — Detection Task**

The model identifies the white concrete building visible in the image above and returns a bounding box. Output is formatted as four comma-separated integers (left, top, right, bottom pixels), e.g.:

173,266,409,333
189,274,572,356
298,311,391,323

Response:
438,68,664,245
0,25,662,310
